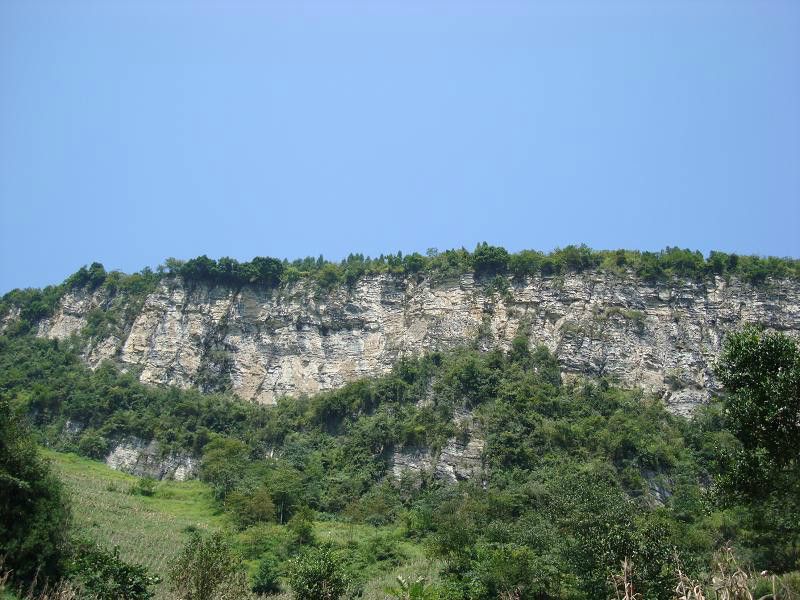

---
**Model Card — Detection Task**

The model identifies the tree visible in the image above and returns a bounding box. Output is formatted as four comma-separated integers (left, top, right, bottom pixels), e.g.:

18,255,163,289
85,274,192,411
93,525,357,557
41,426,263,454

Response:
472,243,510,277
0,398,71,585
714,327,800,570
286,546,348,600
168,531,249,600
248,256,284,287
200,437,251,501
316,264,342,289
715,326,800,487
266,464,304,524
287,505,316,546
227,485,275,529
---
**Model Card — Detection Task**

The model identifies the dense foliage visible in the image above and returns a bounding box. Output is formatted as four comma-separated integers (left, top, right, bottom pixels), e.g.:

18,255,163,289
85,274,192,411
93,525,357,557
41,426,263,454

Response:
156,244,800,289
713,327,800,573
286,546,350,600
0,398,71,585
2,245,797,336
167,532,249,600
68,539,161,600
0,261,160,336
2,321,799,598
0,399,164,598
715,326,800,484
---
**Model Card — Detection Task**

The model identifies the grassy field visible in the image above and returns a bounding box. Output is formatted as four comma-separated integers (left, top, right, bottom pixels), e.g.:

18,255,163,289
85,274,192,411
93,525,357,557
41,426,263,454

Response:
44,450,437,599
44,450,226,596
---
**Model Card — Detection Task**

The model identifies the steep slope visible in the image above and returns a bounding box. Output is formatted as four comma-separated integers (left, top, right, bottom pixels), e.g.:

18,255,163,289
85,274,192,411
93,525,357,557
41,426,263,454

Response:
30,270,800,415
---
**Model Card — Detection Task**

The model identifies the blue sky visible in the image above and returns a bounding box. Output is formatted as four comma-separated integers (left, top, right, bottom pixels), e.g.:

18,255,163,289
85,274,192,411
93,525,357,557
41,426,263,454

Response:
1,0,798,292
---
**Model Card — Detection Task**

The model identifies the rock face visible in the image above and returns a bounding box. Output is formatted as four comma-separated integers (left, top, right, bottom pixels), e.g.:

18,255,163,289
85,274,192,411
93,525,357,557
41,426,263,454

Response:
392,408,485,483
104,438,197,481
34,271,800,416
391,437,486,484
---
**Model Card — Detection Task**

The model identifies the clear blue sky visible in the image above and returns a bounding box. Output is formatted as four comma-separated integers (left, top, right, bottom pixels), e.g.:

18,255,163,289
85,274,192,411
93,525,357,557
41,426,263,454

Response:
1,1,798,292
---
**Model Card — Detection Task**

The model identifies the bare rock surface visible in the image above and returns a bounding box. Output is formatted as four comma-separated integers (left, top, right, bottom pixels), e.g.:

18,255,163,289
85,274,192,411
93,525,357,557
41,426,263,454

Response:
34,272,800,416
104,437,197,481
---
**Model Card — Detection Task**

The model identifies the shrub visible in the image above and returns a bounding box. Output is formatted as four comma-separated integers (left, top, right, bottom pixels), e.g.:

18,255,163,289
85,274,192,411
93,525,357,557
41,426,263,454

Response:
384,575,441,600
68,539,160,600
168,531,249,600
287,506,315,546
77,430,109,460
227,486,275,530
472,243,510,277
286,546,348,600
129,477,156,497
251,557,281,596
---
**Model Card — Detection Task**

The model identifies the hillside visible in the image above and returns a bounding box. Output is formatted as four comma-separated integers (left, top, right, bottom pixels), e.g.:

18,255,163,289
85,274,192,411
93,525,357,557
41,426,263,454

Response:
41,451,432,600
3,247,799,416
1,325,798,597
1,247,799,599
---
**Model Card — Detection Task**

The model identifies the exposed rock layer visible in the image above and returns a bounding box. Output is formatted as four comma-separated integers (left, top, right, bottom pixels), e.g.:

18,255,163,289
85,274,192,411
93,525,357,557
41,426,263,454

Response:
104,438,197,481
34,272,800,416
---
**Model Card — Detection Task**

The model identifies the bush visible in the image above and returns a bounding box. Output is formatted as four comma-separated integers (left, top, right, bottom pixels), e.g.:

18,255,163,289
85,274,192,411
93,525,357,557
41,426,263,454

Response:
168,531,249,600
129,477,156,497
286,546,348,600
251,557,281,596
384,575,441,600
77,430,109,459
68,539,161,600
472,243,510,277
287,506,315,546
227,486,275,530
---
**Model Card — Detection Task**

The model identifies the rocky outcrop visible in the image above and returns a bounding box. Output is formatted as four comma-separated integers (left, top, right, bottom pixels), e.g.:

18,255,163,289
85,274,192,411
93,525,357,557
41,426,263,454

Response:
392,407,485,483
33,271,800,415
391,437,486,484
36,288,101,340
104,437,197,481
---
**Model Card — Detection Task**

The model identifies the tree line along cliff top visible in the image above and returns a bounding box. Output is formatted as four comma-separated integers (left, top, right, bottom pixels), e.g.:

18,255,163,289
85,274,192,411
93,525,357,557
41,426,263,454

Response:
2,244,799,336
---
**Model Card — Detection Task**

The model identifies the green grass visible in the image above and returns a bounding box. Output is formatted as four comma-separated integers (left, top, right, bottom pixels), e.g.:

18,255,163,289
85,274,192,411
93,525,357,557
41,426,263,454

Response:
44,450,435,599
44,450,226,598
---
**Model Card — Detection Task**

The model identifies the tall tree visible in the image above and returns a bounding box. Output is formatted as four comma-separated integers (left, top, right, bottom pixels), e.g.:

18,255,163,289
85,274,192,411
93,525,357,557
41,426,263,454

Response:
0,399,71,584
715,326,800,487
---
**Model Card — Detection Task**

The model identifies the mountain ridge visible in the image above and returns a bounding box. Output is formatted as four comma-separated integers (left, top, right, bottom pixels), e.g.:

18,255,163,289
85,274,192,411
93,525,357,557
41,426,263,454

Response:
10,265,799,415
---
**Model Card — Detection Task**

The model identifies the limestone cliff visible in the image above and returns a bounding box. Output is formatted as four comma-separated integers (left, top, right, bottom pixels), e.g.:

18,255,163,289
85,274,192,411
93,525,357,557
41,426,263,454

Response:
32,271,800,416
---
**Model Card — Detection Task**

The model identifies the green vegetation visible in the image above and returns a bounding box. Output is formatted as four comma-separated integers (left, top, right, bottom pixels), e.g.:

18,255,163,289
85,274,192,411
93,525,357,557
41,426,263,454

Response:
0,398,71,585
715,326,800,490
0,419,164,599
167,531,250,600
2,245,797,336
35,450,431,599
148,245,800,289
286,546,349,600
713,327,800,573
68,539,161,600
2,297,800,597
43,450,223,594
0,262,160,337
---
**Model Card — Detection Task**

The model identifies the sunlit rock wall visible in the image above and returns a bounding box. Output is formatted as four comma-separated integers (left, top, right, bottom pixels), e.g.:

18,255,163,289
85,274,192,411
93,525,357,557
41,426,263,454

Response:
36,271,800,416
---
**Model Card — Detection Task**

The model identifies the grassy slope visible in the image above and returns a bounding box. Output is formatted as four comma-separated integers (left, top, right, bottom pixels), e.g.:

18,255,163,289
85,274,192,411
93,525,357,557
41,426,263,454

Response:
45,449,225,595
44,450,435,599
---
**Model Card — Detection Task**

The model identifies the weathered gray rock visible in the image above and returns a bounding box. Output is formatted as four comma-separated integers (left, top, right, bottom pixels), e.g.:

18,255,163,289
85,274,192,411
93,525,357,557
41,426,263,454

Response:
34,271,800,416
392,408,485,483
391,437,485,484
104,437,197,481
